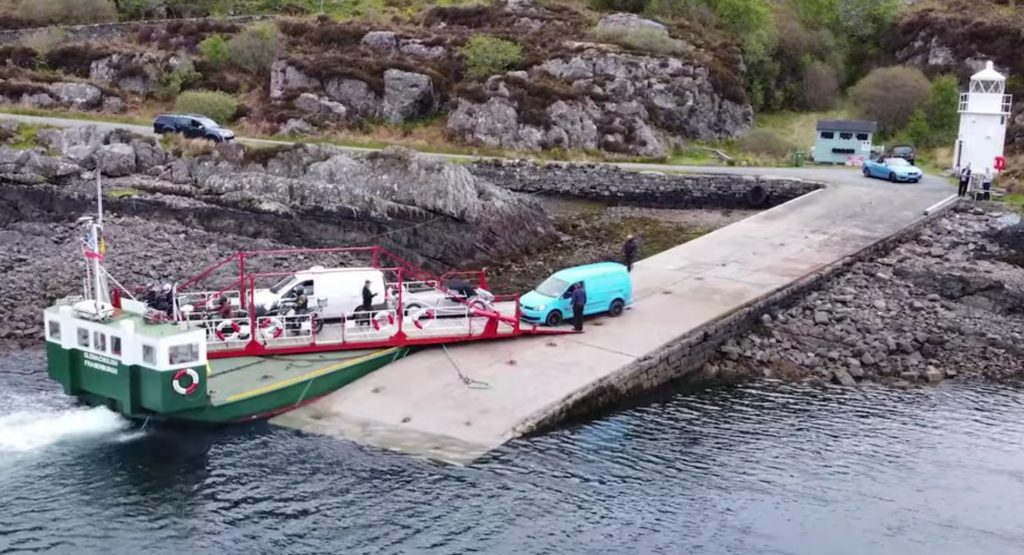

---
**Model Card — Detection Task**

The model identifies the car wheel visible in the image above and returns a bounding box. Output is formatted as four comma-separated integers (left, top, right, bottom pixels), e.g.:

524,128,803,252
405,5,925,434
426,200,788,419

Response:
889,172,897,183
545,310,563,327
862,167,870,177
608,299,625,317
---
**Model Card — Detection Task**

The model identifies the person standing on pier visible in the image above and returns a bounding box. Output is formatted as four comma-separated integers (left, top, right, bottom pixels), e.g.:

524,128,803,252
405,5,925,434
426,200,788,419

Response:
571,282,587,332
623,234,639,272
957,164,972,197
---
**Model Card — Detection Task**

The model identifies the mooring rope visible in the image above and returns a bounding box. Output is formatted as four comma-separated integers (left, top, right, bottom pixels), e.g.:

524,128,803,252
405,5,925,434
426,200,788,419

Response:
442,344,490,390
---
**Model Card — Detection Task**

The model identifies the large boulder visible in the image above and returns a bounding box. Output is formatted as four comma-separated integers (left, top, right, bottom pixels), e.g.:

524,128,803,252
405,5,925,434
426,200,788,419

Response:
96,143,137,177
47,82,104,110
37,126,112,153
382,69,437,123
269,60,321,100
324,78,380,119
294,92,348,122
361,31,399,54
596,13,667,33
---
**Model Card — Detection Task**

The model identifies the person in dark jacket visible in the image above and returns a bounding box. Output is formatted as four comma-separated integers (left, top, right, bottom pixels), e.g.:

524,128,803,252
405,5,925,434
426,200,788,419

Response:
357,280,377,327
957,164,972,197
570,282,587,332
623,234,639,272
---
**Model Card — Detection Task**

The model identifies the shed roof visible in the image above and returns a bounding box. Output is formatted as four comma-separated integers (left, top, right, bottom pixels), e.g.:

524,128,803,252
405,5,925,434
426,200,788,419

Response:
815,120,877,133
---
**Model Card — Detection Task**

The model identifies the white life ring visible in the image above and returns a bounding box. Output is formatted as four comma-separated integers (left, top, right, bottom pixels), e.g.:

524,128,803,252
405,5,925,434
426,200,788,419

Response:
371,311,395,331
258,317,284,340
172,368,200,396
214,319,250,341
410,307,436,330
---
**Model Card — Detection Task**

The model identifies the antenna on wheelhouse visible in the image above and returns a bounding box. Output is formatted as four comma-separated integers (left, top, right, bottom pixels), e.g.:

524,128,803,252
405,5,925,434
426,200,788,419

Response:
73,171,112,320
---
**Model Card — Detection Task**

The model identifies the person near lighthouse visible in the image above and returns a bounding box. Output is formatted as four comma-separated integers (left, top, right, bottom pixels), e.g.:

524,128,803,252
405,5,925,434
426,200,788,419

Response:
957,163,972,197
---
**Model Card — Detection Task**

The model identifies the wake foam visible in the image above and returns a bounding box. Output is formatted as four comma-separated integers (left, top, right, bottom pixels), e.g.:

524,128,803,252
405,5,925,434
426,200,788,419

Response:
0,406,130,453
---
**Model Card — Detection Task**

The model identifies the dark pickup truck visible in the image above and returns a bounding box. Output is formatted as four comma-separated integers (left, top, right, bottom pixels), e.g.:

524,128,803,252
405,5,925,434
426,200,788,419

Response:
153,113,235,142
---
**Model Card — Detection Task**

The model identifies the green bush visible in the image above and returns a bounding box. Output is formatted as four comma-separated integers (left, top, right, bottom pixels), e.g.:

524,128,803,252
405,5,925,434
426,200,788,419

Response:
228,21,280,77
801,61,839,111
591,27,690,56
926,74,960,146
460,35,523,79
737,128,796,158
174,90,239,123
155,58,201,101
199,34,231,69
851,66,931,134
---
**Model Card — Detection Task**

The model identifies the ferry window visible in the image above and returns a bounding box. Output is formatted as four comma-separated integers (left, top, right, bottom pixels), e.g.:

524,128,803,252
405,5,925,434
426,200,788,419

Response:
820,131,834,139
93,332,106,352
110,336,122,357
169,344,199,365
839,132,853,140
143,345,156,365
77,328,90,348
48,321,61,340
856,133,869,141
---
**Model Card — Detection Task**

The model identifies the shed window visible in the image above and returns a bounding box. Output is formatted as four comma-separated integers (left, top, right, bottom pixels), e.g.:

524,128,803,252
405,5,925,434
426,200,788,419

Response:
93,332,106,352
111,336,122,357
820,131,834,139
856,133,869,141
143,344,156,365
77,328,90,348
169,344,200,365
839,132,853,140
48,320,61,340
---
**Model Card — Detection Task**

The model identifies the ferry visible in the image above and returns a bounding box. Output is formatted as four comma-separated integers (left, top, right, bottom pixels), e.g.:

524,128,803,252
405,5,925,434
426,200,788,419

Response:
43,178,566,424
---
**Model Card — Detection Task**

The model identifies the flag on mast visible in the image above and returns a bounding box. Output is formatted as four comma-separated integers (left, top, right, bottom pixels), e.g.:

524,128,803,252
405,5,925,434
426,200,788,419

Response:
82,225,104,261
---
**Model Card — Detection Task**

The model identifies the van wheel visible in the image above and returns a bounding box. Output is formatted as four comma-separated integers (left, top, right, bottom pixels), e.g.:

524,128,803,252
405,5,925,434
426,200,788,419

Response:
403,303,424,317
545,310,563,326
608,299,625,317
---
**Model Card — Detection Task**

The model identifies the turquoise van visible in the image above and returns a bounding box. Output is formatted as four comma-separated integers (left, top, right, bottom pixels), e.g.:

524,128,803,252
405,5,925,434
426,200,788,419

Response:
520,262,633,326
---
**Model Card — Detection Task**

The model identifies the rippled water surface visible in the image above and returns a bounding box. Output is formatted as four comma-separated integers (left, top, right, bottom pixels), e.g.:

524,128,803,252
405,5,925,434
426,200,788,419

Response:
2,349,1023,555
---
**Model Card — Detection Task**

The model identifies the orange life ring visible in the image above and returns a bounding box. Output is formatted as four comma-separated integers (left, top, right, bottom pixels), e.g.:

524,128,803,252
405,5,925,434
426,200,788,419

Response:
258,317,284,339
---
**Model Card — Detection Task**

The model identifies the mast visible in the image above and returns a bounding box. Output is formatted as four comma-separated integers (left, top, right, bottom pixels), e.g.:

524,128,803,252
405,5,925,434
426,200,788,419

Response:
94,172,103,314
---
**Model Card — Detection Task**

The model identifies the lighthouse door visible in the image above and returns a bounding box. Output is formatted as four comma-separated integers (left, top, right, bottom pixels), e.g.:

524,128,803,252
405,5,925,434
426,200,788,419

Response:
955,139,963,169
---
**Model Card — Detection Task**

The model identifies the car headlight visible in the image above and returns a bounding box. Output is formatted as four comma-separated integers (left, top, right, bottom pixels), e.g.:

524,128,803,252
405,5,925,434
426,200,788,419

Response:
536,304,545,311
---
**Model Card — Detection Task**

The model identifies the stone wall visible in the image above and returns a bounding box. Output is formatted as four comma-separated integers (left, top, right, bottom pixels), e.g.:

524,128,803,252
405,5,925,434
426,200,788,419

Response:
0,15,264,45
517,197,959,434
468,160,821,210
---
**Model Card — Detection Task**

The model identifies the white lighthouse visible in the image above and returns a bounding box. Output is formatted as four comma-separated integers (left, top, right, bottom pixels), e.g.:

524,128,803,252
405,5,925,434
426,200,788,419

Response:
954,61,1012,173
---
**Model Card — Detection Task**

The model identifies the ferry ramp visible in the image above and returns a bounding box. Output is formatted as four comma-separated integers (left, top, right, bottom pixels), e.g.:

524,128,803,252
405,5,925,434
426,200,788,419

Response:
272,170,956,463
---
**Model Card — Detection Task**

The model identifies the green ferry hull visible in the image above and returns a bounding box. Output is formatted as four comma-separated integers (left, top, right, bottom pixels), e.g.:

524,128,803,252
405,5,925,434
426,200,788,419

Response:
46,343,409,424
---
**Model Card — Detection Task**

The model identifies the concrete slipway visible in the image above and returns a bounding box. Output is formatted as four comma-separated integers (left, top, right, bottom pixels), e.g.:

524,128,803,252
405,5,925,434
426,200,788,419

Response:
272,169,955,464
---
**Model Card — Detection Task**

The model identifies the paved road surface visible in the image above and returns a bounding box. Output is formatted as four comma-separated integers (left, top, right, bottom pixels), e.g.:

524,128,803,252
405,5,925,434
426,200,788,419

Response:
0,112,952,189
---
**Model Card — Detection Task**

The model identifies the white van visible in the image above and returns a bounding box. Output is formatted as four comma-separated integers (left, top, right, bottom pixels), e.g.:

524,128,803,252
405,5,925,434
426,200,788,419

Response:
253,266,387,319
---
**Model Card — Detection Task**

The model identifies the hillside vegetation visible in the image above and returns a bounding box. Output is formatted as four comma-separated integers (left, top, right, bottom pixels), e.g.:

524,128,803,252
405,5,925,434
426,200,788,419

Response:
0,0,1020,165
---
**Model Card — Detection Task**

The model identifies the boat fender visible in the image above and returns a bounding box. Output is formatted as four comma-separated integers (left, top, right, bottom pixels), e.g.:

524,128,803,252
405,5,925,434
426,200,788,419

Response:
215,319,242,341
172,368,200,396
258,317,285,340
372,311,395,331
411,307,436,330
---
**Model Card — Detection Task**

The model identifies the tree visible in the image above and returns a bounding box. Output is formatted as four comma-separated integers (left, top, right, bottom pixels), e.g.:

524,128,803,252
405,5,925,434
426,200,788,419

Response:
801,61,839,111
199,34,231,69
904,108,931,149
851,66,931,133
927,74,960,146
227,21,280,77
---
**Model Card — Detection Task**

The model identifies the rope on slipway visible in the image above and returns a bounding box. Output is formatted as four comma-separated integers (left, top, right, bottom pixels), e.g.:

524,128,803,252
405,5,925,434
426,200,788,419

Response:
442,344,490,390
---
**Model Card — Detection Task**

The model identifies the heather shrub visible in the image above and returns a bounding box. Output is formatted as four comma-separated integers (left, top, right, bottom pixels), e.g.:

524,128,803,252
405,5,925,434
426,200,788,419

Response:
460,35,522,78
174,90,239,122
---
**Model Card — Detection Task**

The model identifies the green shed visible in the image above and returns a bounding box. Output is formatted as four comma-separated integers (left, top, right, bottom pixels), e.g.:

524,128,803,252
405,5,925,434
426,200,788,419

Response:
812,120,877,165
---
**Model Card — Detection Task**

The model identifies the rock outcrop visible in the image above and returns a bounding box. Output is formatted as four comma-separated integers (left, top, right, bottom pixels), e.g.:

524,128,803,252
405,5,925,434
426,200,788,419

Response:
0,125,558,269
448,47,752,158
0,80,118,112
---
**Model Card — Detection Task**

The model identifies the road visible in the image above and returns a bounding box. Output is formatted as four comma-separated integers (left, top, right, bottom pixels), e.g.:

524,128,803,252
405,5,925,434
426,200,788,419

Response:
0,112,953,189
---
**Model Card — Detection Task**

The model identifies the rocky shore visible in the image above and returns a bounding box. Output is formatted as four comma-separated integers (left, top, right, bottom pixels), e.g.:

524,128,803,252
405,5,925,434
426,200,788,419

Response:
703,205,1024,386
